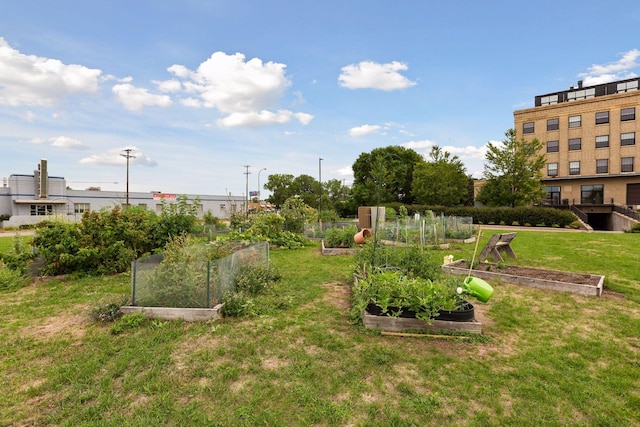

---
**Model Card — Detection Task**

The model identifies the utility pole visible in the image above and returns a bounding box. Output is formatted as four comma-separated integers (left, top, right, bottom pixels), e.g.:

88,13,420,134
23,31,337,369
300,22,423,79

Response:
243,165,251,217
318,157,323,227
120,148,136,208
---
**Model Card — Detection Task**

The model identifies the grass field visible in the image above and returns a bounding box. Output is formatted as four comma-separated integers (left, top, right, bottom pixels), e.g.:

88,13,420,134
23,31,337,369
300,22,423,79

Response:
0,229,639,426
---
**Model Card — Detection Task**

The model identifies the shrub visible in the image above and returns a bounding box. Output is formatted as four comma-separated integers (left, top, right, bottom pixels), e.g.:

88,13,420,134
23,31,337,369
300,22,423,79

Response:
626,223,640,233
0,261,29,291
325,226,358,248
90,297,128,322
0,235,35,274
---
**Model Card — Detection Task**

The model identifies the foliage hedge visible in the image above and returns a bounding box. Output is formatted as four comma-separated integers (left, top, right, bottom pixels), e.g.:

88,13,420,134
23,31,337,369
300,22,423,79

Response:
33,201,199,276
383,203,577,228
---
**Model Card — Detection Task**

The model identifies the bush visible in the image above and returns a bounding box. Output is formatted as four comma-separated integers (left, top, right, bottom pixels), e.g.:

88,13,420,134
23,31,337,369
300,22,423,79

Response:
626,223,640,233
0,261,30,291
90,297,128,322
0,235,35,274
324,226,357,248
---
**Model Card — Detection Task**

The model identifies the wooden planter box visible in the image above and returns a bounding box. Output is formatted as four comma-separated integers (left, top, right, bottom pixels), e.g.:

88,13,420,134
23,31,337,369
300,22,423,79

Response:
120,303,224,321
363,310,482,334
441,260,604,296
321,240,358,256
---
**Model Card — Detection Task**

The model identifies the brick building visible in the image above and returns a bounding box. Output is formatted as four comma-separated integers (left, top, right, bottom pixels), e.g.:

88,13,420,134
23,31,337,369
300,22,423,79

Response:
513,77,640,229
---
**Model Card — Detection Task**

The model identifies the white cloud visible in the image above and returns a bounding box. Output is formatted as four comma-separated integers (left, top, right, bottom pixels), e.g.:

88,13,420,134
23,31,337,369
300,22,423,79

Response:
112,83,173,111
217,110,313,128
28,135,88,150
349,124,381,137
335,166,354,178
166,51,312,127
400,139,436,151
51,136,87,150
578,49,640,86
79,146,157,167
154,79,182,93
338,60,417,91
0,37,102,106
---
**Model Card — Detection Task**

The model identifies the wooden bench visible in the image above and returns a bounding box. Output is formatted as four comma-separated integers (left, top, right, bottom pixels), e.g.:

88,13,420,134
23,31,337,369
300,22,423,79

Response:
478,232,517,262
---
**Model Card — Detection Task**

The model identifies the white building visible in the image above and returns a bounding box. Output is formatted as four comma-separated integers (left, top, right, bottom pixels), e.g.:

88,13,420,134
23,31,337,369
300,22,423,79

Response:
1,159,245,228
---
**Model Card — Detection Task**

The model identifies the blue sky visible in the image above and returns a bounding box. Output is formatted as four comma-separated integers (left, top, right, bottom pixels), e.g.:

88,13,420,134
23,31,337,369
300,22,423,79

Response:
1,1,640,198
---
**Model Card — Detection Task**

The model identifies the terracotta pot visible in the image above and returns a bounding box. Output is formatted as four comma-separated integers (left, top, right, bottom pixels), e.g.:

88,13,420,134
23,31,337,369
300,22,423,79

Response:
354,228,372,244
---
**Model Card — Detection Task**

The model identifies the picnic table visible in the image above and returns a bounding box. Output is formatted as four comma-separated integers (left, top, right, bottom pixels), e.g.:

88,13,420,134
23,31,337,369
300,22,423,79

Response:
478,232,517,262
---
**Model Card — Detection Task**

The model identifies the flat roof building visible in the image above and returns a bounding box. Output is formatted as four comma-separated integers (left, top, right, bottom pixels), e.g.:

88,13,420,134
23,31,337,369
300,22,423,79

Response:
1,159,245,228
513,77,640,227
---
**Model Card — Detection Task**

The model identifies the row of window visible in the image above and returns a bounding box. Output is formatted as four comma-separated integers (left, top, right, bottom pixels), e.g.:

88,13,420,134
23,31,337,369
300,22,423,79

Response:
547,157,635,176
546,132,635,152
544,184,604,205
524,107,636,133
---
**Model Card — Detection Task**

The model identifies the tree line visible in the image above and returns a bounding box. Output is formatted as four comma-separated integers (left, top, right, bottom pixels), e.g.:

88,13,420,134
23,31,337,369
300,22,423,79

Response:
263,128,545,216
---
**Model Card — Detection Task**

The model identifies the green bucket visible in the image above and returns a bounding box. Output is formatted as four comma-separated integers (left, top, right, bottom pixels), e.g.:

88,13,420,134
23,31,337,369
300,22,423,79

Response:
463,276,494,303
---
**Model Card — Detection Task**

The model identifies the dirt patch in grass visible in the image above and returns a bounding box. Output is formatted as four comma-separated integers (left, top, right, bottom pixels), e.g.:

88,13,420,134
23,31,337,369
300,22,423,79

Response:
317,282,352,311
19,311,88,341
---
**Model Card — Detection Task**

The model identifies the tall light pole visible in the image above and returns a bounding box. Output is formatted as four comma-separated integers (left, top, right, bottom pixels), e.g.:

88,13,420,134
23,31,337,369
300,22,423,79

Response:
120,148,136,208
257,168,267,201
243,165,251,217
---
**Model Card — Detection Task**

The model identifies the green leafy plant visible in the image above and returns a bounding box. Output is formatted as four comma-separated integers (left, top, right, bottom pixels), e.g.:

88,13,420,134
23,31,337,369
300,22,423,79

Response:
351,270,466,322
324,226,357,248
0,261,30,291
90,297,128,322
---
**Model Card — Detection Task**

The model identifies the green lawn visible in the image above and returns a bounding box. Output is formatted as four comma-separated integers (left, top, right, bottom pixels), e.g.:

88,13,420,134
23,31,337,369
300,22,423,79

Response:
0,230,639,426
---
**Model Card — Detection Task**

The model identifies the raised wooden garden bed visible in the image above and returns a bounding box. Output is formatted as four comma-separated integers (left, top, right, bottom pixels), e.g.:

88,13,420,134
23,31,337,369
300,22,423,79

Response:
120,304,224,321
363,310,482,334
441,260,604,296
321,240,358,256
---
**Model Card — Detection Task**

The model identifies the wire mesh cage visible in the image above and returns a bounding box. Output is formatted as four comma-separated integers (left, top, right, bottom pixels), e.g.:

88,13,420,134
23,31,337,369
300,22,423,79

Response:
131,241,269,308
375,215,474,245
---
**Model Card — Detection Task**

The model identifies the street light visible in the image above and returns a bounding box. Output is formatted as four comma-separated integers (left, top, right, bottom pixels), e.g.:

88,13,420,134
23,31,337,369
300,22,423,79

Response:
257,168,267,201
120,148,136,207
243,165,251,217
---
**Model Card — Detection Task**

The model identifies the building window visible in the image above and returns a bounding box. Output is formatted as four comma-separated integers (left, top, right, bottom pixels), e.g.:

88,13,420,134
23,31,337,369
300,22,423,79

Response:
581,184,604,204
30,204,53,216
569,161,580,175
595,111,609,125
547,163,558,177
546,118,559,131
617,80,639,93
74,203,90,214
544,186,561,205
567,88,595,101
621,157,634,172
540,95,558,105
546,140,559,153
523,122,534,134
621,132,636,146
568,138,582,151
596,159,608,174
621,107,636,121
568,115,581,128
595,135,609,148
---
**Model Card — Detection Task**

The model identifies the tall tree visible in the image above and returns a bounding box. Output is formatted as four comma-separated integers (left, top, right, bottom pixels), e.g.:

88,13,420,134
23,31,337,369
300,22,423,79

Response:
351,146,425,206
264,174,295,208
412,145,469,206
477,128,546,207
